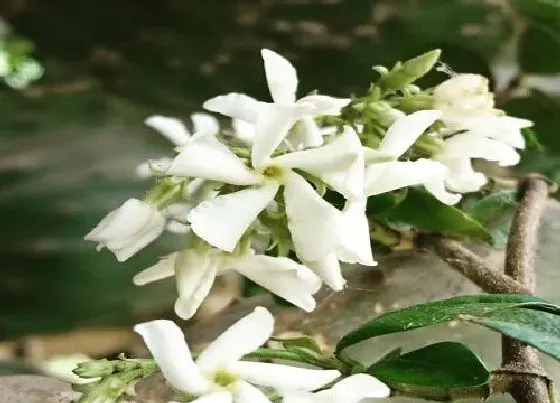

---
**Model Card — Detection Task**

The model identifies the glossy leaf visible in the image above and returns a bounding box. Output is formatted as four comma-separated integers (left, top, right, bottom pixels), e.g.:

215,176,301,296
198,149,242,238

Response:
463,307,560,360
336,294,551,354
370,342,490,394
381,188,493,243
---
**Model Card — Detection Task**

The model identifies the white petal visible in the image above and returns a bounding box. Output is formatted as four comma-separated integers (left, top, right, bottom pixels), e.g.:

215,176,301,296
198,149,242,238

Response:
230,254,321,312
234,380,272,403
196,307,274,374
133,320,210,394
174,249,220,320
251,104,302,168
441,133,520,166
273,126,364,199
233,119,256,143
145,115,191,146
191,113,220,136
283,172,343,262
203,93,262,123
365,159,447,196
135,157,174,178
167,134,263,185
305,252,345,291
261,49,298,104
191,392,233,403
320,374,390,401
438,157,487,193
133,253,176,286
188,184,279,252
281,391,316,403
230,361,340,392
285,116,324,149
457,114,531,149
424,180,462,205
379,110,442,157
296,95,351,116
337,200,376,265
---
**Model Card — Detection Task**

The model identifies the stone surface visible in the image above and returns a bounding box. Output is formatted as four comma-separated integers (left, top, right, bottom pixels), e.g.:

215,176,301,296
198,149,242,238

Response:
0,375,75,403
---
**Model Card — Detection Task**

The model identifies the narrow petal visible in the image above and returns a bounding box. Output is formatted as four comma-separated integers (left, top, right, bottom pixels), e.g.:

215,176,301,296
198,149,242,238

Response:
459,114,531,149
379,110,442,157
196,307,274,374
319,374,390,401
191,392,233,403
441,133,520,166
167,134,263,185
281,391,315,403
437,157,487,193
261,49,298,104
188,184,279,252
283,172,343,262
365,159,448,196
230,254,321,312
133,253,176,286
337,200,376,266
203,93,262,123
273,127,363,199
285,116,324,149
305,252,345,291
296,95,351,116
251,104,301,168
230,361,340,392
424,180,462,205
133,320,210,394
191,113,220,136
145,115,191,146
234,380,272,403
174,249,220,320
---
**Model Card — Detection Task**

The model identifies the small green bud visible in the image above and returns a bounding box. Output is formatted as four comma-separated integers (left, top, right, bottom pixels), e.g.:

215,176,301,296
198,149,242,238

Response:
73,359,114,378
378,49,441,93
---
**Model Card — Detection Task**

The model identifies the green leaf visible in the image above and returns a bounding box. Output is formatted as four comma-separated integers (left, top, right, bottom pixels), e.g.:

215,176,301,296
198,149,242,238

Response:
369,342,490,398
519,24,560,73
270,335,323,355
335,294,550,354
463,307,560,360
381,188,493,243
367,189,408,214
462,191,518,248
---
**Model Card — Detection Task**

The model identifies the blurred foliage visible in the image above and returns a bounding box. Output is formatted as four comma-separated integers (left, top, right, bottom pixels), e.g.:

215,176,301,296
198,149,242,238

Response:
0,0,558,340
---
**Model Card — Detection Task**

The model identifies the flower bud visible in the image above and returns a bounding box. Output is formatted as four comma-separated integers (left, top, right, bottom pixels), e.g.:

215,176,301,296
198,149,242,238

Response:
378,49,441,92
84,198,165,261
433,73,494,115
73,359,115,378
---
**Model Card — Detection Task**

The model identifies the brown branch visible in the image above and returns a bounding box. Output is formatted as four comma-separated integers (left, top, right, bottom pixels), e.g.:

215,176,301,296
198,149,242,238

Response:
428,237,531,294
501,175,551,403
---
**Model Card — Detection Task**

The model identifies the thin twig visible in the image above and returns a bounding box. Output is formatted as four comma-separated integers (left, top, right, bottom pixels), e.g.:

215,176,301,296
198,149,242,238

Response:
428,237,531,294
502,175,551,403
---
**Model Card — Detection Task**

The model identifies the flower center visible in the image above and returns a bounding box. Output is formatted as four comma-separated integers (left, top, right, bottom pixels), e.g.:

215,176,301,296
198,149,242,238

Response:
212,369,238,388
262,164,285,180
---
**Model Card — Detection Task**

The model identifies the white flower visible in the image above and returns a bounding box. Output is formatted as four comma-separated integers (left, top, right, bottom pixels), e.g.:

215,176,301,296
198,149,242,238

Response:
364,110,461,205
433,74,494,116
167,125,364,266
85,198,165,261
282,374,390,403
137,113,220,178
203,49,350,166
134,307,341,402
134,247,322,319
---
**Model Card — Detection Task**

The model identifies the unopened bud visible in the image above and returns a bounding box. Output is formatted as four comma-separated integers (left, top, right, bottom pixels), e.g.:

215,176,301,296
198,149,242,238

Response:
378,49,441,92
73,359,114,378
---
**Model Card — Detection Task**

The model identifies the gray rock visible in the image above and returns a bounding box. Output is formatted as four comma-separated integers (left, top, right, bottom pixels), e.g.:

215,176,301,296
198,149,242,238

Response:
0,375,76,403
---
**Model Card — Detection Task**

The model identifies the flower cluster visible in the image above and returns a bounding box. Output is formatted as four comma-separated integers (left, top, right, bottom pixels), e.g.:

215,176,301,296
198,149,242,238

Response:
81,48,534,403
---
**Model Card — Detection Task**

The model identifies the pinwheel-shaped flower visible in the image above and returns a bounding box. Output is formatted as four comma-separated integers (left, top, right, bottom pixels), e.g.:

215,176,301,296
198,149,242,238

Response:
134,246,321,319
364,110,461,205
204,49,350,166
134,307,341,402
167,124,365,273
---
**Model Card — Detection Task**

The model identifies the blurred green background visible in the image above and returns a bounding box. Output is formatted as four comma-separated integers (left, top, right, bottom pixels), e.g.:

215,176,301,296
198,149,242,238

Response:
0,0,559,341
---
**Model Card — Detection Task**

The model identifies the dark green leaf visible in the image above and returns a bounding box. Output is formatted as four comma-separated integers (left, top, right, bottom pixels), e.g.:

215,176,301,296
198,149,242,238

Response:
336,294,550,354
367,189,408,214
381,188,493,243
463,307,560,360
370,342,490,393
270,335,323,355
520,24,560,73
